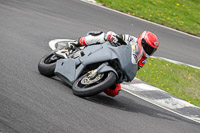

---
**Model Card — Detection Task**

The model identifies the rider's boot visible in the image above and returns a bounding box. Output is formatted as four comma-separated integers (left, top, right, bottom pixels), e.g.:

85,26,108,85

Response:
104,84,121,97
73,31,106,47
68,38,86,48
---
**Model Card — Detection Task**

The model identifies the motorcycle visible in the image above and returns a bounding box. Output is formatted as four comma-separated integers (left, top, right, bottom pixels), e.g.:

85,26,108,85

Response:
38,39,138,97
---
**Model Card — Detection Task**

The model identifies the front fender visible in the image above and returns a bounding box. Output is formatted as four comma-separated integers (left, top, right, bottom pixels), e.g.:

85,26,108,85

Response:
97,64,118,78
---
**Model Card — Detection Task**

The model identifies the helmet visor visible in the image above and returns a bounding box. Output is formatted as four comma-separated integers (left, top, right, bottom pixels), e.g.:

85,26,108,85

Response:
141,38,157,56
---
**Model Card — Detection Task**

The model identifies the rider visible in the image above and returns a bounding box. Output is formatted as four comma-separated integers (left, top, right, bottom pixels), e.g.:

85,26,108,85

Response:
72,31,159,97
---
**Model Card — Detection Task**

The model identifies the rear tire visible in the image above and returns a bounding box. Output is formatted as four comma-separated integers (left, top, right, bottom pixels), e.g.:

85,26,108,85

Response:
72,71,116,97
38,51,59,77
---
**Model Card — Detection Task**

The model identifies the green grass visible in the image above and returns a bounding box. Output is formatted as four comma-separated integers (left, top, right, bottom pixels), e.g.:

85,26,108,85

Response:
136,58,200,107
96,0,200,36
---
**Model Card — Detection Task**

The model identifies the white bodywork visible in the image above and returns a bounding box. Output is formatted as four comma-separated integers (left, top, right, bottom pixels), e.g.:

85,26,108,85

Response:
49,39,76,50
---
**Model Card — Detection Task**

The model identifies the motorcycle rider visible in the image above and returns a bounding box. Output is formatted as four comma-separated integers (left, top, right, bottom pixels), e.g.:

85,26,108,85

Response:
72,31,159,97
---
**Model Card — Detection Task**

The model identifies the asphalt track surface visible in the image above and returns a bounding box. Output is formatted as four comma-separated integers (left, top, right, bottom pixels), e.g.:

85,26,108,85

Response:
0,0,200,133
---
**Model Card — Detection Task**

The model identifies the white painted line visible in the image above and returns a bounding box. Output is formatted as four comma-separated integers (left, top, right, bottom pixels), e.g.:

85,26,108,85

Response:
122,88,200,123
84,0,96,3
122,83,160,91
152,97,196,110
122,78,200,122
81,0,200,40
123,80,200,110
152,56,200,69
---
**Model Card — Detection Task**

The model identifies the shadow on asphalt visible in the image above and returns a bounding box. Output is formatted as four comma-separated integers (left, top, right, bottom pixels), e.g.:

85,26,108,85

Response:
84,93,186,123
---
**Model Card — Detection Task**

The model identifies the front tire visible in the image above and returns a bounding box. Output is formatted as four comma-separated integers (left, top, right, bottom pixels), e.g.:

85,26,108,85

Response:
38,51,60,77
72,71,117,97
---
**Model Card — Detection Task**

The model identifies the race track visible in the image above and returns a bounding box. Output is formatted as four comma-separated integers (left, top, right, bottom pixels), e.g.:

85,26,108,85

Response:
0,0,200,133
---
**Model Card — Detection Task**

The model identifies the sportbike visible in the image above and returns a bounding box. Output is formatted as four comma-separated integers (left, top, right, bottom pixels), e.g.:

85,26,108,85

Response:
38,39,138,97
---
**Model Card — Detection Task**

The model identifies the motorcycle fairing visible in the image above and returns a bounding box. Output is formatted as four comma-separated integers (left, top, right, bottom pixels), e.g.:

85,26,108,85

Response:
54,42,138,85
54,58,77,86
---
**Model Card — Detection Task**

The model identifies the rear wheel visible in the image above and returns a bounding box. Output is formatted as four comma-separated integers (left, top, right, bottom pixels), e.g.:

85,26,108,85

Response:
38,51,61,77
72,71,116,97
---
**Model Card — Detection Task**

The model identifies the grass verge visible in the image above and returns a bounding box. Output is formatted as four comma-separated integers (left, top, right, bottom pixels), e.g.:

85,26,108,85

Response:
136,58,200,107
96,0,200,36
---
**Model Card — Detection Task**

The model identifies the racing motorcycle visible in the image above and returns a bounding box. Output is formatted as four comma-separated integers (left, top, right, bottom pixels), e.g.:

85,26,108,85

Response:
38,39,138,97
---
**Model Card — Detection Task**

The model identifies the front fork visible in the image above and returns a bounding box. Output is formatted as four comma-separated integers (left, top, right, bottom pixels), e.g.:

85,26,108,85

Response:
87,63,118,79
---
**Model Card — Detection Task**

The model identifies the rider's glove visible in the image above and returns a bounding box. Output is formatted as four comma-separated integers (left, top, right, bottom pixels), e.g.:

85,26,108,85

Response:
107,34,121,46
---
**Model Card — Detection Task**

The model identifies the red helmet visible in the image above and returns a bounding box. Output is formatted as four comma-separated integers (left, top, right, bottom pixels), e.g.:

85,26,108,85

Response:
137,31,159,57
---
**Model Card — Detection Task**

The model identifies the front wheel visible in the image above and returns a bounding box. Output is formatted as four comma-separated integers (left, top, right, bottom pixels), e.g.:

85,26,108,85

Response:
38,51,61,77
72,71,117,97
